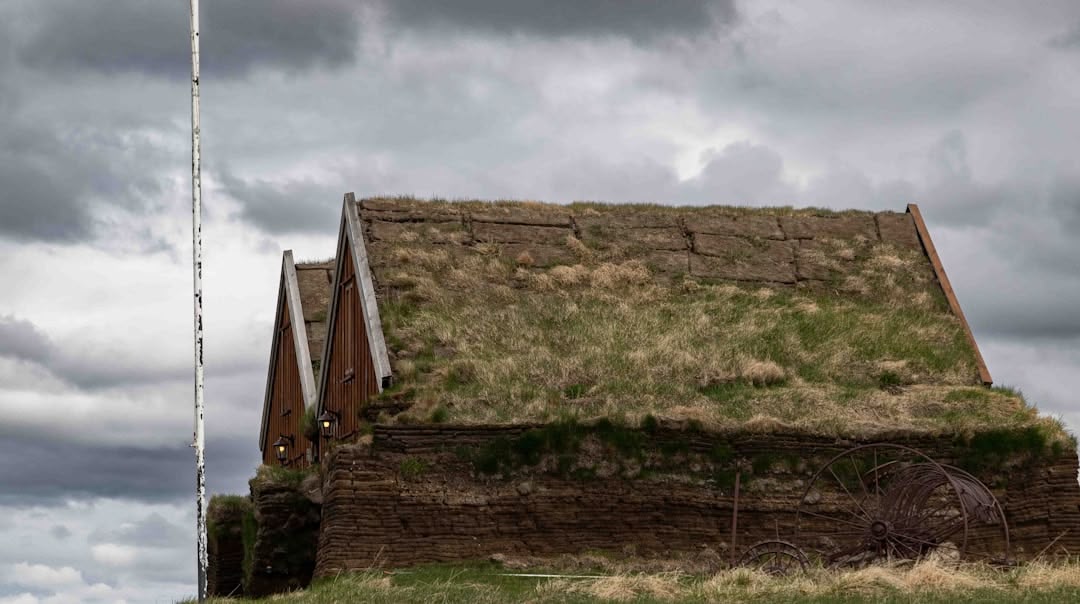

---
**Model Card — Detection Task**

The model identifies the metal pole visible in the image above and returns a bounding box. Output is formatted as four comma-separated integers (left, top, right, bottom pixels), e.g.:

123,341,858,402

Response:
188,0,207,601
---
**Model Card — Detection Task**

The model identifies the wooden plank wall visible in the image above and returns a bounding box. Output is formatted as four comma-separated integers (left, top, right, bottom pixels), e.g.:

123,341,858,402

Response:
322,244,380,442
262,295,313,467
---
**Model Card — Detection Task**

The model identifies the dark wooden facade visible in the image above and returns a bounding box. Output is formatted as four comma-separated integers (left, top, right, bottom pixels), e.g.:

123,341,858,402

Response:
260,254,334,468
262,295,311,466
320,242,380,441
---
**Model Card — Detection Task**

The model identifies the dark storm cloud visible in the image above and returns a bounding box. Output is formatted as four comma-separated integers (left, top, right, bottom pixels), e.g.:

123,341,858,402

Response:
388,0,736,42
0,117,173,243
0,436,257,507
220,171,342,235
16,0,358,78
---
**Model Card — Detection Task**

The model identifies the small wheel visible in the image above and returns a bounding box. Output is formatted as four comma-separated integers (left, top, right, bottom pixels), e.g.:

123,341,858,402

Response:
736,540,810,576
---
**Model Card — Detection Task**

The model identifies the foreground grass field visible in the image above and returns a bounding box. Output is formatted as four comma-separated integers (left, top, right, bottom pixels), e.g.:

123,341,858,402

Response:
196,559,1080,603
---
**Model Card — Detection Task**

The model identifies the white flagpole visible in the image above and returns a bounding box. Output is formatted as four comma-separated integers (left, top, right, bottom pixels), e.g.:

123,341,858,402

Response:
188,0,208,601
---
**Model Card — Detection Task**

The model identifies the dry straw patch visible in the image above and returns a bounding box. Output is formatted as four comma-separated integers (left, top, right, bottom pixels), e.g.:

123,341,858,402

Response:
540,572,685,602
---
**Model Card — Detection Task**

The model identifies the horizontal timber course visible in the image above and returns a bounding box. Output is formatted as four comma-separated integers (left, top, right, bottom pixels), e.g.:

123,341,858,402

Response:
314,423,1080,576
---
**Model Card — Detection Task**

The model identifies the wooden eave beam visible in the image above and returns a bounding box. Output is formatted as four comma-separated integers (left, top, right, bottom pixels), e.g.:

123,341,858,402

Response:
907,203,993,386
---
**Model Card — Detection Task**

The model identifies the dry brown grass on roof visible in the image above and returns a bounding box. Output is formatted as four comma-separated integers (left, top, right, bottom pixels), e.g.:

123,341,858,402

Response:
367,229,1067,442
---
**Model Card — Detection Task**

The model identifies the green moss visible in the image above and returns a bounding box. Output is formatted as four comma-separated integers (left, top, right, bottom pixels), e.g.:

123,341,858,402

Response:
944,388,992,403
562,383,590,400
473,437,513,475
251,464,313,489
399,457,428,480
593,418,647,458
711,468,739,490
469,419,656,476
207,495,251,542
299,406,319,443
708,444,734,464
429,405,450,423
878,371,904,389
640,414,660,433
240,507,257,589
954,426,1059,473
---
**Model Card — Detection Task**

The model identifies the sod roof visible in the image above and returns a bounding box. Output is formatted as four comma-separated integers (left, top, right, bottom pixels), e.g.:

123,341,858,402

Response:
294,259,334,366
354,197,1066,443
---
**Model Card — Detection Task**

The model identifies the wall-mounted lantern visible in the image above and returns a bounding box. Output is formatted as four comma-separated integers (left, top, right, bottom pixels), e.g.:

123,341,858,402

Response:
318,410,340,440
272,434,295,465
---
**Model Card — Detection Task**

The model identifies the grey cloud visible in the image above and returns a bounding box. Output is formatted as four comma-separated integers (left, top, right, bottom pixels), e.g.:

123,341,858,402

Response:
220,171,342,235
88,513,187,549
16,0,358,78
49,525,72,540
0,315,260,390
0,315,52,364
388,0,736,43
909,132,1016,226
0,118,173,244
1049,176,1080,230
537,156,680,204
691,142,793,205
1049,22,1080,49
0,435,257,507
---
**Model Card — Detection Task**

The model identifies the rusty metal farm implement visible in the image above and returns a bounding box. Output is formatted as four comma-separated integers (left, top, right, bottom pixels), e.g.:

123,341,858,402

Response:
733,443,1011,575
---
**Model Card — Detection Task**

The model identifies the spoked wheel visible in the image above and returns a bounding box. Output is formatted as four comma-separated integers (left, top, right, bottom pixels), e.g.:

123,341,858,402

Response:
795,444,1008,567
736,540,810,576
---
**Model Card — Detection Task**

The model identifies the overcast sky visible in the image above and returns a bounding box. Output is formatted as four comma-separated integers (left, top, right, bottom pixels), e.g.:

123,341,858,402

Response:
1,1,1079,601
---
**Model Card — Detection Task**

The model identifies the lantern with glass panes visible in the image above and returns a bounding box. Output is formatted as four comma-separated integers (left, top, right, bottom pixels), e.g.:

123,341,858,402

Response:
271,434,294,465
317,409,340,439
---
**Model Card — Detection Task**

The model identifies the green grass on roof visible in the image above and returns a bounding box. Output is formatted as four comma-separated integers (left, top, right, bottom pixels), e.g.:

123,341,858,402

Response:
368,226,1065,443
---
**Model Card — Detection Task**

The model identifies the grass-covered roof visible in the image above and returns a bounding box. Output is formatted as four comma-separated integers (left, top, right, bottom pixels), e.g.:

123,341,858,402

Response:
294,259,334,366
356,197,1067,443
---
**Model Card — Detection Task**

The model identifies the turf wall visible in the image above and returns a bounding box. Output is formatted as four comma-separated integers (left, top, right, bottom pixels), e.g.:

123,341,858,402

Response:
314,424,1080,575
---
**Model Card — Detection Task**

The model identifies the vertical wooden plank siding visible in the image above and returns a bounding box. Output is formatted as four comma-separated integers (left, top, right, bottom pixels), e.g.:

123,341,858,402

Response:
907,203,993,386
262,296,312,467
323,243,380,441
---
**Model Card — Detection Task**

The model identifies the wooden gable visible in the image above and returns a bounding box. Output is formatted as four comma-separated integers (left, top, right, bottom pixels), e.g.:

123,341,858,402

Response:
316,195,392,442
259,251,329,467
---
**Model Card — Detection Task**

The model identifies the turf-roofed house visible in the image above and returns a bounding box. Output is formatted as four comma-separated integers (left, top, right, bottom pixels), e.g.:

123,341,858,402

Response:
207,194,1080,597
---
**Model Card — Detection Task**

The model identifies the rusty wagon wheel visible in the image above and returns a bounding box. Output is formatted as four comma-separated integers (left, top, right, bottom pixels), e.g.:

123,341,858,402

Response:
737,540,810,576
940,464,1012,564
794,443,1008,567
